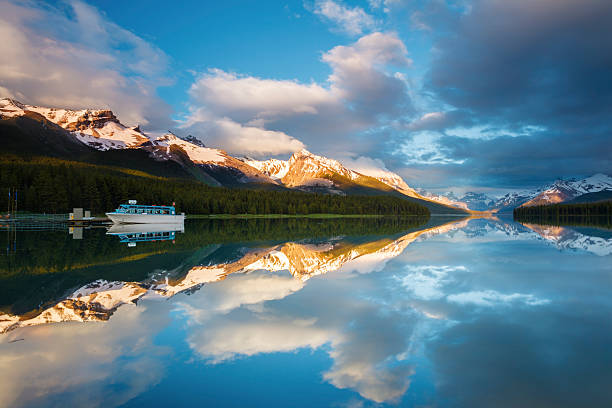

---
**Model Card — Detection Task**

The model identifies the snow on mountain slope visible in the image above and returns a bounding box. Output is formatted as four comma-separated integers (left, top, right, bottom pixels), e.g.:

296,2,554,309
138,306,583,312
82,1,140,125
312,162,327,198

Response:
0,98,149,150
283,149,361,185
247,151,401,194
415,189,470,210
154,133,226,163
569,173,612,194
244,158,290,180
358,169,421,198
460,192,496,211
521,174,612,207
492,191,535,212
152,133,280,185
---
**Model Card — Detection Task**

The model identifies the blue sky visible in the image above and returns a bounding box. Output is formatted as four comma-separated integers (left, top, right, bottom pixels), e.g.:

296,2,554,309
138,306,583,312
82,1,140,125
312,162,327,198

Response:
1,0,610,194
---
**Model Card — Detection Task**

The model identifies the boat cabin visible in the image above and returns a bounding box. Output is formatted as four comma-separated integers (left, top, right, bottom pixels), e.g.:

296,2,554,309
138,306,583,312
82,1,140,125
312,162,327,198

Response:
115,204,176,215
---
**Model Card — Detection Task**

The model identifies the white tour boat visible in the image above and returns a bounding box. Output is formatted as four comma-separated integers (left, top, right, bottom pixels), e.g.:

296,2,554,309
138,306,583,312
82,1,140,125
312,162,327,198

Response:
106,200,185,224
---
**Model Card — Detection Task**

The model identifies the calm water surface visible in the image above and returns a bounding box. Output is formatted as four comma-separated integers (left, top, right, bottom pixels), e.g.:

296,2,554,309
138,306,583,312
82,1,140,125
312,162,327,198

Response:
1,217,611,408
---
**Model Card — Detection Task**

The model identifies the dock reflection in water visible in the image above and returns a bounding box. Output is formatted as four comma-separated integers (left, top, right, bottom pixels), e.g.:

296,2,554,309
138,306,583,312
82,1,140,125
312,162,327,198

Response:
0,216,611,408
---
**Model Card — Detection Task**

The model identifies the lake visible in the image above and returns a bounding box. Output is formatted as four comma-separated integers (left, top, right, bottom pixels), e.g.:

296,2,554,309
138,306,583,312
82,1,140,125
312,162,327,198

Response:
1,216,611,408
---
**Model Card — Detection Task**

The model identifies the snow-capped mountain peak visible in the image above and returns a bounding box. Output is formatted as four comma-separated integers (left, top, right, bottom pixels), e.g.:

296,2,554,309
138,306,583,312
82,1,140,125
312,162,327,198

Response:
1,97,149,150
288,149,360,181
520,174,612,207
153,133,226,164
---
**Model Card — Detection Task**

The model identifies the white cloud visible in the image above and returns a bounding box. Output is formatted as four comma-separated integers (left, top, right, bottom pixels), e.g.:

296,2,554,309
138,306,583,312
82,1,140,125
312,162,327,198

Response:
398,265,467,300
314,0,376,35
195,115,305,157
188,69,338,122
323,32,412,115
335,154,397,179
0,0,171,129
447,290,549,307
184,32,413,157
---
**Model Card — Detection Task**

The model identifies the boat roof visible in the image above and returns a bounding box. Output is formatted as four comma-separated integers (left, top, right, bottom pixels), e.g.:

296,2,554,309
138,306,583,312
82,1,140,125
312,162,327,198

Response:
118,204,175,210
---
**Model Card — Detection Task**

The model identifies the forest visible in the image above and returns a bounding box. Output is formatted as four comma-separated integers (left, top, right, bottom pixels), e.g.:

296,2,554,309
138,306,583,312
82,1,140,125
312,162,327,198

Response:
513,201,612,228
0,156,430,216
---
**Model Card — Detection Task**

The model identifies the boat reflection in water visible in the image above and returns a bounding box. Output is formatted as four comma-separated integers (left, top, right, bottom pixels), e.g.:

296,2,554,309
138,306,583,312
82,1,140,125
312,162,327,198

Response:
106,222,185,247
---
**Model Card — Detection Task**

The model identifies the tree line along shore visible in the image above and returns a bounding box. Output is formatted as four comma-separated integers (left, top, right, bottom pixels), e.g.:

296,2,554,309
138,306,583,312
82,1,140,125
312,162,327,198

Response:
513,201,612,228
1,156,430,217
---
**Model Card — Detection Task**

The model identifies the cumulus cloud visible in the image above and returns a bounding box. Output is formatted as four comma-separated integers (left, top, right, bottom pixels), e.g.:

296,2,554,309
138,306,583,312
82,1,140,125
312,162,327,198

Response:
184,32,413,158
188,69,337,121
186,111,305,156
314,0,376,35
323,31,412,116
0,0,172,129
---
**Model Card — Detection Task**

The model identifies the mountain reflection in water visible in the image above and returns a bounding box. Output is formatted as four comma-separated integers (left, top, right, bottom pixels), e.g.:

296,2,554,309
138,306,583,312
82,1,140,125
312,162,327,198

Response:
1,216,611,408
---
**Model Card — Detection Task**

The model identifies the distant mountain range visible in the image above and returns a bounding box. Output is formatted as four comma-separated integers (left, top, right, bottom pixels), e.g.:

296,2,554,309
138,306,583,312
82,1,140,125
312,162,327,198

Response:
417,174,612,213
1,97,609,213
489,174,612,212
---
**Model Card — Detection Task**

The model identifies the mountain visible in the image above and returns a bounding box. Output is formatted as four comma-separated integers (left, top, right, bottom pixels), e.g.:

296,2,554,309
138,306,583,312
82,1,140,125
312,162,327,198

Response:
565,190,612,204
0,98,467,213
520,174,612,207
244,157,289,180
460,192,496,211
491,190,536,213
0,98,279,188
246,149,396,195
151,133,279,187
0,97,149,150
415,189,470,211
246,150,466,214
482,174,612,212
362,170,422,198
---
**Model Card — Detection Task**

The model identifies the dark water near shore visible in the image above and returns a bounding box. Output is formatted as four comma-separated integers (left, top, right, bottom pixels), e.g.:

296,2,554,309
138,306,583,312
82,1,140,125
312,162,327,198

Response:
1,216,611,408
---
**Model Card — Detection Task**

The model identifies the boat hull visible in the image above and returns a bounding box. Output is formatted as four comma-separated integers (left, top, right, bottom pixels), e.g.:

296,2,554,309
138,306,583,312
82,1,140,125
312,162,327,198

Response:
106,212,185,224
